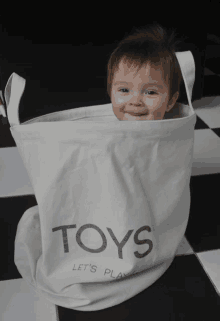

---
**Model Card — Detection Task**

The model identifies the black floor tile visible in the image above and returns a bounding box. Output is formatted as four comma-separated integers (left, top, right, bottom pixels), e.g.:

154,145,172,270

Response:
205,58,220,75
203,75,220,97
186,174,220,253
0,195,37,281
205,45,220,60
57,255,220,321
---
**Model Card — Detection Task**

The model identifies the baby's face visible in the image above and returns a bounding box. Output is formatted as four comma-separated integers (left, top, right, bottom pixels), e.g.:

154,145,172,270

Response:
111,61,177,121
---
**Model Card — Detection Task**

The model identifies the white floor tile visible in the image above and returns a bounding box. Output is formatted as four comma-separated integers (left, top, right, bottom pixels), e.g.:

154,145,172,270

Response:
0,278,58,321
175,236,194,256
204,67,216,76
193,96,220,128
0,147,34,197
192,129,220,176
196,250,220,296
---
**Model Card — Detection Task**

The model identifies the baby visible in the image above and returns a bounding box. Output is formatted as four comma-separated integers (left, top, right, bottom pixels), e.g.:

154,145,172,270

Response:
111,60,179,121
107,23,184,121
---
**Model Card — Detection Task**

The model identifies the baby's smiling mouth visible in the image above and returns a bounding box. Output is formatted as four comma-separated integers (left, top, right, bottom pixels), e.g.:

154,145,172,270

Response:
124,111,148,116
123,106,148,115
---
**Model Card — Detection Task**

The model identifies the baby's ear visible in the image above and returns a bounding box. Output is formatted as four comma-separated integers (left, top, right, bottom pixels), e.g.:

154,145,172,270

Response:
166,91,179,112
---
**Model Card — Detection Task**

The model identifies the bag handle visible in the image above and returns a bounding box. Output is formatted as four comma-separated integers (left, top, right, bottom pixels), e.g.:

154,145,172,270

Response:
4,51,195,127
4,72,26,126
175,51,195,114
0,90,6,119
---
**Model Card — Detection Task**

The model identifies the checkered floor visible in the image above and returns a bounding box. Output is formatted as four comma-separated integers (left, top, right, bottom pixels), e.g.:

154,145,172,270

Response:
1,44,220,320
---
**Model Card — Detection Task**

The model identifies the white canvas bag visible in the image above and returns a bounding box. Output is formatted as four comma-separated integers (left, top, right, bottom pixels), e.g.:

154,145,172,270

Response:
5,51,196,311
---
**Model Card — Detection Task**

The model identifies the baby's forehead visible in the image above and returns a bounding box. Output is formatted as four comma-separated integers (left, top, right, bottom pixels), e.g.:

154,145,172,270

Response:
119,60,150,71
118,60,166,76
115,61,169,85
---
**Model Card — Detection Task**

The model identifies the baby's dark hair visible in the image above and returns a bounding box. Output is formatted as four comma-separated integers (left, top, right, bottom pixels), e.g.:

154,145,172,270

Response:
106,22,186,102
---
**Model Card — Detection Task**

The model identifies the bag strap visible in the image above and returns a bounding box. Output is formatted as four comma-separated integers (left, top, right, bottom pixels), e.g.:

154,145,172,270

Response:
0,90,6,118
175,51,195,114
4,72,26,126
4,51,195,127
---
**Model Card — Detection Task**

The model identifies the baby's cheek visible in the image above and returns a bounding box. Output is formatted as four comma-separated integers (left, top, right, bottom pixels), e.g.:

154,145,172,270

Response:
147,113,155,120
117,97,124,104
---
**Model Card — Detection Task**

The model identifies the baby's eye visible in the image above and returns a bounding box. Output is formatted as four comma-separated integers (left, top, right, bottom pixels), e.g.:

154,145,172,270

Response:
145,90,157,95
119,88,129,93
118,88,157,95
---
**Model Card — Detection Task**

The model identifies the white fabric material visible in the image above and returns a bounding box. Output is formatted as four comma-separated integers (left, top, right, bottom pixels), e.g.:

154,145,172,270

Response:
0,91,6,117
0,104,6,117
5,51,197,311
